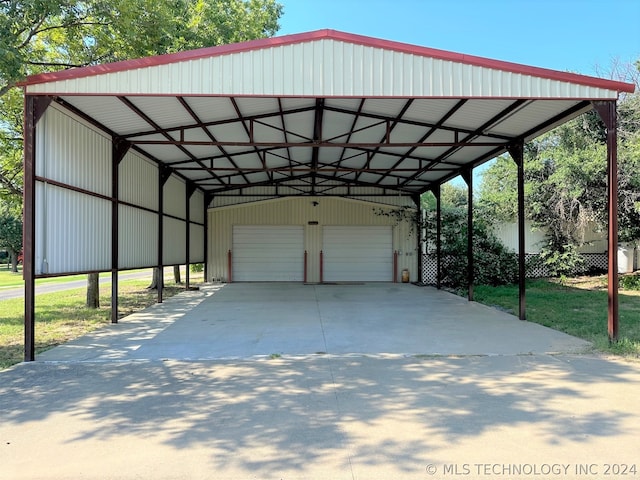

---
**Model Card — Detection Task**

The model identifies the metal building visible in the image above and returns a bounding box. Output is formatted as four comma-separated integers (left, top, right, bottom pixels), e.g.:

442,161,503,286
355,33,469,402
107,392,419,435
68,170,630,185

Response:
20,30,635,360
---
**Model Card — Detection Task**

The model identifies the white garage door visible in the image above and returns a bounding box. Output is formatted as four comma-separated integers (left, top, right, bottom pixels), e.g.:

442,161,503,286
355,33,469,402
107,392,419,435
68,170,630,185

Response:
233,226,304,281
323,226,393,281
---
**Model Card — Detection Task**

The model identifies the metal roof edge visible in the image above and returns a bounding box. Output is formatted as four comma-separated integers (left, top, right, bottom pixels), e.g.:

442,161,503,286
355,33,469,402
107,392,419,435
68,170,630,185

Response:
19,29,636,94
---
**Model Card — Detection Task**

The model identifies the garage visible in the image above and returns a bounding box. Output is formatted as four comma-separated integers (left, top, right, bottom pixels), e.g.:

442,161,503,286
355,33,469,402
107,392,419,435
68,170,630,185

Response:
322,226,392,282
232,225,304,281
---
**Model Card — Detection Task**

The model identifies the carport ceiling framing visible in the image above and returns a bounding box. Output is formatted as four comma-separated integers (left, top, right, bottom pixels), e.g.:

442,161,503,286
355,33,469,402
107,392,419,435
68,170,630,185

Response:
55,94,593,198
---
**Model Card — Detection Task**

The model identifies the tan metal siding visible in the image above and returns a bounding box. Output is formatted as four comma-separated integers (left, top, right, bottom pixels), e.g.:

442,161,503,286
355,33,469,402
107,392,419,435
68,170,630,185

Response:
120,152,158,210
208,197,418,282
118,205,157,269
26,38,620,99
35,183,111,274
37,105,111,197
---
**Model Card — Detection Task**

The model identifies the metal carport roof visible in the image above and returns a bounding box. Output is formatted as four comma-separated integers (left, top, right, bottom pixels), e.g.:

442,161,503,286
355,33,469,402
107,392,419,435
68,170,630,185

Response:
21,29,634,203
19,29,636,361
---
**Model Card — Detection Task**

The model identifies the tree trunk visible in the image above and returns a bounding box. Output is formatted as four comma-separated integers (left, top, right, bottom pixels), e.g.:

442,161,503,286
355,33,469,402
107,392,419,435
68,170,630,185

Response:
147,267,164,290
86,273,100,308
10,251,18,273
173,265,181,284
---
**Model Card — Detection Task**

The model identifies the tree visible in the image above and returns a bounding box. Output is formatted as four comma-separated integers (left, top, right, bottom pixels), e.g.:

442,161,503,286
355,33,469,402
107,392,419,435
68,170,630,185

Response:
478,61,640,276
0,208,22,272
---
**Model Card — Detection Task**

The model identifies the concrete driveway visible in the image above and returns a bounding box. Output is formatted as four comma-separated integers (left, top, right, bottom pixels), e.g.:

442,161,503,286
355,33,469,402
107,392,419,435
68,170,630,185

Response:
36,283,590,361
2,284,640,480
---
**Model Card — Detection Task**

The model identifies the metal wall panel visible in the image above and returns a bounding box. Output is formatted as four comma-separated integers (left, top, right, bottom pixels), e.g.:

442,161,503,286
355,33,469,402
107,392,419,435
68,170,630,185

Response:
37,104,111,196
119,152,158,210
26,38,621,99
190,190,205,225
163,216,186,265
35,183,111,274
118,205,157,269
189,224,205,263
208,196,417,283
164,176,186,219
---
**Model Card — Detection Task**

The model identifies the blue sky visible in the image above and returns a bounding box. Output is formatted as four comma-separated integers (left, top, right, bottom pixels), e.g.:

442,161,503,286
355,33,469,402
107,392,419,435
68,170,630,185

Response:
278,0,640,79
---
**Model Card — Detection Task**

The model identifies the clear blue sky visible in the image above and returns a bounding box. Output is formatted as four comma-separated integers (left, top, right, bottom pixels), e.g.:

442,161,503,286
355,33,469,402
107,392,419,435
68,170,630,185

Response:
278,0,640,79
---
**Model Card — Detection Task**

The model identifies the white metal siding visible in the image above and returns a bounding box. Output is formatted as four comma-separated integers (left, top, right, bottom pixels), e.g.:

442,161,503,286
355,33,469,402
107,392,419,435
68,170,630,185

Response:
232,226,304,281
323,226,393,281
120,152,158,210
190,191,205,224
37,105,111,196
118,205,157,269
164,176,186,219
35,183,111,274
163,216,186,265
189,224,205,263
25,38,620,99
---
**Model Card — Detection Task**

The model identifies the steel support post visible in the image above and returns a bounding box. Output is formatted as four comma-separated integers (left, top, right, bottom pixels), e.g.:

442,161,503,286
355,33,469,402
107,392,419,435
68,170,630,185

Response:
462,170,474,301
111,139,130,323
157,166,172,303
508,141,527,320
185,183,196,289
593,100,619,342
23,95,51,361
435,186,442,289
412,194,422,284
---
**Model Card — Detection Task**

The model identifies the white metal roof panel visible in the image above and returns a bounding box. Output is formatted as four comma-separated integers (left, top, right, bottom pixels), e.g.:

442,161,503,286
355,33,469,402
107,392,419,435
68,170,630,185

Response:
24,31,629,99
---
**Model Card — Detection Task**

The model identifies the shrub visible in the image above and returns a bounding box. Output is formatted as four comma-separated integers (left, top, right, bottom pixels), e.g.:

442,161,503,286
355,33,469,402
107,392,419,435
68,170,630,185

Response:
190,263,204,273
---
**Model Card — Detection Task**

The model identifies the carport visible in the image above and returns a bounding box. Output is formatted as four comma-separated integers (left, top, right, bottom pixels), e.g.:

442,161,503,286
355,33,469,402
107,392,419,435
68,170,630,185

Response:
20,29,635,361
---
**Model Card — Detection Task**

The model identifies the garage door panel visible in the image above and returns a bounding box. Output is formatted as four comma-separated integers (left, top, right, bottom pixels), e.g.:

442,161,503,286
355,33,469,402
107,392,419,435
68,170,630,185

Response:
233,226,304,281
323,226,392,281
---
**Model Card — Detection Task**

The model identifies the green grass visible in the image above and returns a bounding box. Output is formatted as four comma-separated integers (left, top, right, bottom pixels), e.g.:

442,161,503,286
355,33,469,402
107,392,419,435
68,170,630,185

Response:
0,268,150,289
474,278,640,357
0,275,203,370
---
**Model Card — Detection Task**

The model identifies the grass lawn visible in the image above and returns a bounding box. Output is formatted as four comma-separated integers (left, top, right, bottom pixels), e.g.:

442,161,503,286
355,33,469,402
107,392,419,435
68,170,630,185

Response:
0,268,149,289
474,276,640,357
0,275,203,369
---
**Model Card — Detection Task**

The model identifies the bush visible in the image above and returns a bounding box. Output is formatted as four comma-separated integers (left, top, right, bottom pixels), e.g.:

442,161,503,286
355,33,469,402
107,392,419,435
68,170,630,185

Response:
426,207,518,289
539,243,585,277
190,263,204,273
620,273,640,290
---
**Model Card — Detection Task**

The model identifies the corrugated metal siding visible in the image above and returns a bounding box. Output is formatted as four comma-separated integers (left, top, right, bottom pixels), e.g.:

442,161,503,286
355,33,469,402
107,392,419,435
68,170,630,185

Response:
37,104,111,196
190,191,205,225
35,183,111,274
164,176,186,219
120,151,158,210
189,224,205,263
26,39,620,99
163,216,186,265
208,197,418,282
118,205,157,268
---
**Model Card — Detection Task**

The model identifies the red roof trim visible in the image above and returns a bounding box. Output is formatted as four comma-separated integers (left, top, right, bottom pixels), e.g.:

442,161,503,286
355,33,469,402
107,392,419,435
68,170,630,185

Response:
20,29,635,93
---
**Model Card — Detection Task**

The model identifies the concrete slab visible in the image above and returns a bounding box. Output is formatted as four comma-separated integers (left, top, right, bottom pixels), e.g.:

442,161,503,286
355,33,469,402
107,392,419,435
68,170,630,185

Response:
37,283,591,362
2,355,640,480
